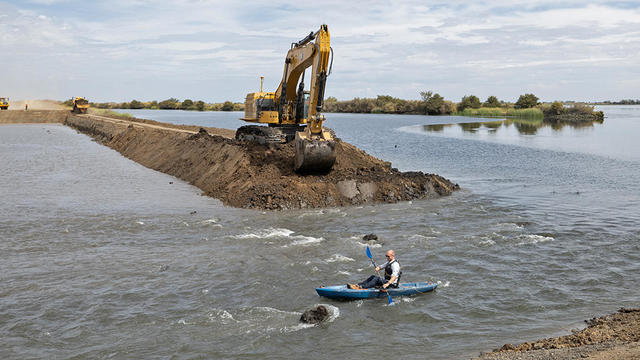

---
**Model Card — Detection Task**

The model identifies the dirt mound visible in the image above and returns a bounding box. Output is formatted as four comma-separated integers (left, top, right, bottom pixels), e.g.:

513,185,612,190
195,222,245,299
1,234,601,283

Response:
498,308,640,352
65,113,458,210
477,308,640,359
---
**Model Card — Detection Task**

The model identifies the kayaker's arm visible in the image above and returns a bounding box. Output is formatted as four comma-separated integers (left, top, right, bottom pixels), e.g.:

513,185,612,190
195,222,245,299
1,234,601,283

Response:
383,275,396,289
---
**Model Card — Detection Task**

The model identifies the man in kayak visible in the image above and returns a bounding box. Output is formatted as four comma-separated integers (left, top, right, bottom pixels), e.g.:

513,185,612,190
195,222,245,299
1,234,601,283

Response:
348,249,401,290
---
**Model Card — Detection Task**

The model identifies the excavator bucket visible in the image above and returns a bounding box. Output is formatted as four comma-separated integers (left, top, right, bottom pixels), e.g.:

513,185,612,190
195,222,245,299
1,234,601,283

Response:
294,130,336,173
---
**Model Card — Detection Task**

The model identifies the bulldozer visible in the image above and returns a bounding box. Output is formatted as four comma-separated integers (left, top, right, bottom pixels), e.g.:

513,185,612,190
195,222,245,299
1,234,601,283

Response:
0,97,8,110
72,97,89,114
237,24,336,173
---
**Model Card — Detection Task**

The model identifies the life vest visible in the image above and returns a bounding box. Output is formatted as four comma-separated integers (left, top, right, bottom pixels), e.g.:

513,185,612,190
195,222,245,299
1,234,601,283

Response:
384,259,402,287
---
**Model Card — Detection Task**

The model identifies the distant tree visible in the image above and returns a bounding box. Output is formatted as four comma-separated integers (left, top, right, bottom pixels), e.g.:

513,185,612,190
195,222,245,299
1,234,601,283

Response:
458,95,481,111
196,100,205,111
181,99,194,110
129,99,144,109
222,101,234,111
150,100,158,109
550,101,564,115
159,98,180,109
483,96,501,108
515,93,539,109
420,91,447,115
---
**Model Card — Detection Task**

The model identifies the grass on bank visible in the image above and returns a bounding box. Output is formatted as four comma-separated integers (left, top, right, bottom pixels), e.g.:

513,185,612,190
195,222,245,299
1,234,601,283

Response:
89,108,133,118
455,107,544,119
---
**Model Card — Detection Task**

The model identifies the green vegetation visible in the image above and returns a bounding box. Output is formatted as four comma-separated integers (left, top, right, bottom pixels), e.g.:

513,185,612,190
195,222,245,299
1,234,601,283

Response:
540,102,604,123
89,108,133,118
515,93,539,109
72,98,245,112
457,107,543,119
63,92,609,123
457,95,481,112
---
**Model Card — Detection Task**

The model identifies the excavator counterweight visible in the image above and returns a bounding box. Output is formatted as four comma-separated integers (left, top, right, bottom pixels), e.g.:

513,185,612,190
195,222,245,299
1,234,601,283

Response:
238,25,335,174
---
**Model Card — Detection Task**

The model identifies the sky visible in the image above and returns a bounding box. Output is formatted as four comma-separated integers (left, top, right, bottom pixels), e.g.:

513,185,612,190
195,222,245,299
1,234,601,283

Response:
1,0,639,103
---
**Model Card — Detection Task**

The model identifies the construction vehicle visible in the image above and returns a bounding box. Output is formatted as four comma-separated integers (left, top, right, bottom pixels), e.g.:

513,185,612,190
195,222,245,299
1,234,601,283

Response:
0,97,8,110
237,24,336,173
72,97,89,114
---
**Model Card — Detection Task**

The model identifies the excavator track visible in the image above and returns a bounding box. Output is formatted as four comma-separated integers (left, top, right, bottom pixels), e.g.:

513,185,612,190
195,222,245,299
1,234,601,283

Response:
235,125,305,144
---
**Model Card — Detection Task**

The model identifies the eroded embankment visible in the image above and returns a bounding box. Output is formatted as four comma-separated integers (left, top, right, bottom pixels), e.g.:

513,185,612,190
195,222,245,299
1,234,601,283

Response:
0,110,69,123
63,114,458,209
476,308,640,360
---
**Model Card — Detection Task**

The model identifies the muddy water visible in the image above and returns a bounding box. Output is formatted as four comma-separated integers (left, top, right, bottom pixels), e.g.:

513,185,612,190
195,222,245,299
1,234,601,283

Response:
2,106,639,359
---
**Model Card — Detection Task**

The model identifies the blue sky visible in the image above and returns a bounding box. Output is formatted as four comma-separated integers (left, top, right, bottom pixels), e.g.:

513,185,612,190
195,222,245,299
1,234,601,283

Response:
1,0,639,103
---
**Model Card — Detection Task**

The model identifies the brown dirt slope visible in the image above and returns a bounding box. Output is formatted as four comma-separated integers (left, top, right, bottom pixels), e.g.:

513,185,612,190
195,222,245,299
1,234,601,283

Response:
476,308,640,360
64,113,458,210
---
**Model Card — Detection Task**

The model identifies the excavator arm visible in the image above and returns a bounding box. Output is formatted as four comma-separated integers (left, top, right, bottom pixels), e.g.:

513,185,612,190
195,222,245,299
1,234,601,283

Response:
274,24,331,134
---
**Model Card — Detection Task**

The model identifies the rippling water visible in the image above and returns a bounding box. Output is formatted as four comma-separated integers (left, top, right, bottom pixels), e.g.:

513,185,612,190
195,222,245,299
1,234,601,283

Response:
2,106,639,359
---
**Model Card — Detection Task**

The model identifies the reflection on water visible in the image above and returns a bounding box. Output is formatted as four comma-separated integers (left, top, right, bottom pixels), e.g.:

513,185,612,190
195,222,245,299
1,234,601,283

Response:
424,117,602,135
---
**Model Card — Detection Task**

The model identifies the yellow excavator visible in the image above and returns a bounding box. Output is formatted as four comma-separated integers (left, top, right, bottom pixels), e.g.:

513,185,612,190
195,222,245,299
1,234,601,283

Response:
0,97,8,110
72,97,89,114
238,24,336,173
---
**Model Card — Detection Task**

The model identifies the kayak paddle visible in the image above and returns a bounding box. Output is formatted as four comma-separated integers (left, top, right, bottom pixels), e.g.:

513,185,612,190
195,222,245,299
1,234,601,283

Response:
365,246,393,305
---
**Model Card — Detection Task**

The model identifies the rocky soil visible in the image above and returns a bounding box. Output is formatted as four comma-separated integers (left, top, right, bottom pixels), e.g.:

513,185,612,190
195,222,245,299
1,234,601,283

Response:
475,308,640,360
62,113,458,210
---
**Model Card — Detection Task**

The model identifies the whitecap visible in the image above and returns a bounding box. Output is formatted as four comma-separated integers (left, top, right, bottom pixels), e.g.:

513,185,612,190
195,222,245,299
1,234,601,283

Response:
253,306,300,316
285,235,324,247
516,234,554,245
355,241,382,248
135,221,144,225
437,280,450,287
234,227,294,239
337,271,350,276
478,239,496,246
326,254,355,263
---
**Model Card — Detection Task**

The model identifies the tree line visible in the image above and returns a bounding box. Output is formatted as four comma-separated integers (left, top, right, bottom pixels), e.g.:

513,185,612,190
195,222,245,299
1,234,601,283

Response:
324,92,542,115
63,92,608,117
63,98,244,111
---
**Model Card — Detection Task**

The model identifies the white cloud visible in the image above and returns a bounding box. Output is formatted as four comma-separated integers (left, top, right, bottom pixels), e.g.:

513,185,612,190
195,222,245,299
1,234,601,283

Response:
1,1,639,101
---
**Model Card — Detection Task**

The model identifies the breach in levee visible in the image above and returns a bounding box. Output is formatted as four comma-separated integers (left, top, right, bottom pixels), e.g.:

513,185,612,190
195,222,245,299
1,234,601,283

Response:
237,24,336,174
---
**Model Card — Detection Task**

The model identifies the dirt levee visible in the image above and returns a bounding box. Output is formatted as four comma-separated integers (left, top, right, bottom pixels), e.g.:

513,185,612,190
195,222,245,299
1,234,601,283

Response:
0,110,68,124
65,113,458,210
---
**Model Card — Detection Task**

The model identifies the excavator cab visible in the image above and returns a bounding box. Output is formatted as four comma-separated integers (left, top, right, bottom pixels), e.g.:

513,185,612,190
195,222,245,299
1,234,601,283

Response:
238,25,336,174
0,97,9,110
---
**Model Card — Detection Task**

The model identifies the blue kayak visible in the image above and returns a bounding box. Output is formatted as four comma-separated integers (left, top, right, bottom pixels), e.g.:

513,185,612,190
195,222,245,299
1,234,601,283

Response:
316,282,437,300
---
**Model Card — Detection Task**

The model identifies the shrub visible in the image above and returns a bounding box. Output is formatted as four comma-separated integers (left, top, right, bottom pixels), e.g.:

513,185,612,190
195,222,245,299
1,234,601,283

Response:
515,93,539,109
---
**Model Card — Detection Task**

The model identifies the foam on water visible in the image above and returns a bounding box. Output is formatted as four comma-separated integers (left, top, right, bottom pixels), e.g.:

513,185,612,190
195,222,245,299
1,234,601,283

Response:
285,235,324,247
326,254,355,263
516,234,554,245
233,227,294,239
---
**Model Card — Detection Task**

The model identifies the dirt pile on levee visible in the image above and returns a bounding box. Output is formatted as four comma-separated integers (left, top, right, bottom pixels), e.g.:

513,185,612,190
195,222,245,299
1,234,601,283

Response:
65,114,458,210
